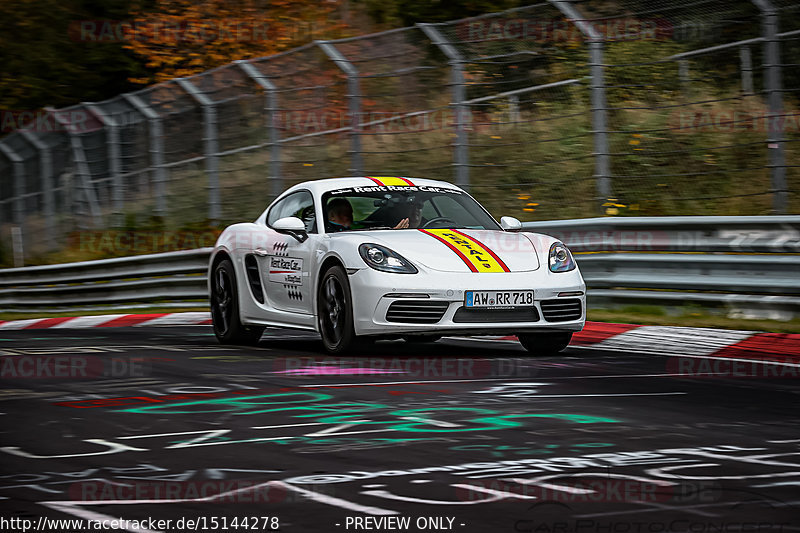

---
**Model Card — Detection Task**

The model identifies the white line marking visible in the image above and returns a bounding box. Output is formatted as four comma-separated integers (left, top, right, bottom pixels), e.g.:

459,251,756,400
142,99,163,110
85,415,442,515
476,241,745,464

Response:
276,481,398,515
508,392,687,398
305,422,364,436
506,478,595,495
250,422,327,430
400,416,461,428
453,483,537,499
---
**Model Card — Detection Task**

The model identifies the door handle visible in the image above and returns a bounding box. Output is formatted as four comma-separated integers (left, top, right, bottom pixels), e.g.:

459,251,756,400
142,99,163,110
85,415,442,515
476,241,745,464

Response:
254,248,268,256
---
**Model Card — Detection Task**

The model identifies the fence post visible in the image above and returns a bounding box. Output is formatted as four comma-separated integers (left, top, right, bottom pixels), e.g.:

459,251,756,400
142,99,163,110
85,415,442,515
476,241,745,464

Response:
417,23,470,190
49,108,103,229
19,129,56,248
678,59,690,97
317,41,363,176
122,93,167,218
740,46,754,95
236,60,282,200
752,0,787,214
0,141,26,236
175,78,220,223
86,104,124,226
549,0,610,209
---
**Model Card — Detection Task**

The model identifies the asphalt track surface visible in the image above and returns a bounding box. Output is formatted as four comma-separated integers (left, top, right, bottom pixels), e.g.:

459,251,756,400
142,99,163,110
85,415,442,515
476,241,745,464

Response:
1,326,798,533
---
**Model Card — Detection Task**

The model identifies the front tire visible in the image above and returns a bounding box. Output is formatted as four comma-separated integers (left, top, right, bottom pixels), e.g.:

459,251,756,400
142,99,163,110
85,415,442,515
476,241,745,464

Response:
317,265,359,353
211,258,264,345
518,332,572,356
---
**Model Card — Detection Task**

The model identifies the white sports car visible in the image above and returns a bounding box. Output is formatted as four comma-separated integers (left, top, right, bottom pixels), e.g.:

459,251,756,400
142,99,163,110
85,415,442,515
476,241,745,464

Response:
209,177,585,354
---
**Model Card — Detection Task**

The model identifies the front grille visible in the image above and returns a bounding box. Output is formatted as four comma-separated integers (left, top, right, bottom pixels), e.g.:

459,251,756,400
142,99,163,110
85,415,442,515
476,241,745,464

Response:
541,298,582,322
453,306,539,323
386,300,449,324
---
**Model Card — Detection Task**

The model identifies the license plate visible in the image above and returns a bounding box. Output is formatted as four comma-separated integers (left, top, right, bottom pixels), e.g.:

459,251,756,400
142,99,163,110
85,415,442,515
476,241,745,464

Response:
465,290,535,309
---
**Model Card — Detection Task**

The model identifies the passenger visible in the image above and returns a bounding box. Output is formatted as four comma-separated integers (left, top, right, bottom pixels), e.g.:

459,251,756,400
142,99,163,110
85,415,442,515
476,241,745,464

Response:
327,197,353,231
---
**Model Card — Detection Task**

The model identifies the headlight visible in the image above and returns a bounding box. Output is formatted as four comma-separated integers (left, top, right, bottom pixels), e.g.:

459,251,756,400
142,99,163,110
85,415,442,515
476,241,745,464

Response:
358,243,418,274
549,242,575,272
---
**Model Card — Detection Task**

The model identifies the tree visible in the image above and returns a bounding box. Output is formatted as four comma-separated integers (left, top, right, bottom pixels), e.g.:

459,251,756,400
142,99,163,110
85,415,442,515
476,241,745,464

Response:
124,0,347,84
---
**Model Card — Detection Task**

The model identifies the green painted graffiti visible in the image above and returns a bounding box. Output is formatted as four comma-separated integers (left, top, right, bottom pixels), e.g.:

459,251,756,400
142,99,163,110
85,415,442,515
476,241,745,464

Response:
117,393,619,438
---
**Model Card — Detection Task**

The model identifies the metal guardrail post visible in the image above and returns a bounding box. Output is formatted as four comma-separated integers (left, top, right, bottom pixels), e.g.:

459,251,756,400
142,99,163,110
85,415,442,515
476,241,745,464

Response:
752,0,787,214
86,104,124,226
122,93,167,218
417,23,469,190
19,130,56,249
48,108,102,229
548,1,610,210
0,141,26,235
175,78,220,223
236,60,282,200
317,41,363,176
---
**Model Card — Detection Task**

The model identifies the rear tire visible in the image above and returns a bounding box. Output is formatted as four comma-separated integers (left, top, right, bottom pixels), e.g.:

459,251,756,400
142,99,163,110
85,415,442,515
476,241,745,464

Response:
211,258,265,345
317,265,359,354
518,332,572,356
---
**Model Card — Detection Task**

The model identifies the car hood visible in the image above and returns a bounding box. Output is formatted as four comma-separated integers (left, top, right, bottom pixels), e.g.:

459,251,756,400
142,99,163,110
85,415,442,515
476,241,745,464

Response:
360,228,540,272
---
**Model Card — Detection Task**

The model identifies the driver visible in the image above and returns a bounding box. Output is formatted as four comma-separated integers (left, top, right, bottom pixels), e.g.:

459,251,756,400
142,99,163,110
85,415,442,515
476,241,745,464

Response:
393,201,423,229
327,197,353,231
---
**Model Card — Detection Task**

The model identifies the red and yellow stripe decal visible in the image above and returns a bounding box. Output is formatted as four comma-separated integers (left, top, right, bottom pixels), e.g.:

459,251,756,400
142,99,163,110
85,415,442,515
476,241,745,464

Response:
418,228,510,272
366,176,416,187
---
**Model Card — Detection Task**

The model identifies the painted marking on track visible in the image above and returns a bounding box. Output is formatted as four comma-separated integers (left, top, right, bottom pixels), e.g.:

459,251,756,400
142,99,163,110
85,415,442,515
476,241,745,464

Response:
506,478,595,495
278,481,399,515
250,422,327,430
298,378,527,388
305,422,369,437
400,416,461,428
489,392,688,399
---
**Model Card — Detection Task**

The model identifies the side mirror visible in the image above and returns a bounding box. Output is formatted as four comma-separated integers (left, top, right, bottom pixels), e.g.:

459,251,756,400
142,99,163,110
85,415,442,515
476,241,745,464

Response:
500,216,522,231
273,216,308,242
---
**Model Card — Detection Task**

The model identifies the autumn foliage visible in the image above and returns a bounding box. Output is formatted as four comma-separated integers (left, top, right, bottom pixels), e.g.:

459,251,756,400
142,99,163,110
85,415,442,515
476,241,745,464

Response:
124,0,346,84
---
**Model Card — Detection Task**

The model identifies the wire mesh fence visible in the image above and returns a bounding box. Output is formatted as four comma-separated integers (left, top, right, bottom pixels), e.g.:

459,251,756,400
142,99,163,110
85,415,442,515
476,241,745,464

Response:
1,0,798,264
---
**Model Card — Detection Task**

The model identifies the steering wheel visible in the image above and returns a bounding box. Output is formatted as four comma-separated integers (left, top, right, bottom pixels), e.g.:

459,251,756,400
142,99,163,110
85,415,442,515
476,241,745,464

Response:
421,216,458,228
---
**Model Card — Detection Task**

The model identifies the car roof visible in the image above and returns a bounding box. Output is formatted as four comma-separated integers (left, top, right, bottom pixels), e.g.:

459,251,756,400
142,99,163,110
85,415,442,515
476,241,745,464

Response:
284,177,464,196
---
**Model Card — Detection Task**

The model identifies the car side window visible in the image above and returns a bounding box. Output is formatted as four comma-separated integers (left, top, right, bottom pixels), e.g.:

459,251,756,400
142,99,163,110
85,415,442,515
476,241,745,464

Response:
267,190,317,233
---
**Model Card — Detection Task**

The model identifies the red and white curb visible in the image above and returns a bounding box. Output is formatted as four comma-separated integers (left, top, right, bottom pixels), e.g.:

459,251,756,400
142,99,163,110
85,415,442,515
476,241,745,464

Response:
1,312,798,361
0,312,211,330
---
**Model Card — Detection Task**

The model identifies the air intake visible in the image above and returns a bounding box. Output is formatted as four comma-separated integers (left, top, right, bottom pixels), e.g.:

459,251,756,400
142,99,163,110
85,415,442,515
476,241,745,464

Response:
540,298,582,322
386,300,449,324
244,255,265,304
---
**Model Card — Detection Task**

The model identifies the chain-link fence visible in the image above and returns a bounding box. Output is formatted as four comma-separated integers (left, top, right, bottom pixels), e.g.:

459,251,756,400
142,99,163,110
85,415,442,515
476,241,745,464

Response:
1,0,799,264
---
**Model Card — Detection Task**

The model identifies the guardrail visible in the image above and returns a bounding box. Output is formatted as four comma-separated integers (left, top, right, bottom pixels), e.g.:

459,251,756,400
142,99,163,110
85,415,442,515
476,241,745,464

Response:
0,248,210,311
1,216,798,316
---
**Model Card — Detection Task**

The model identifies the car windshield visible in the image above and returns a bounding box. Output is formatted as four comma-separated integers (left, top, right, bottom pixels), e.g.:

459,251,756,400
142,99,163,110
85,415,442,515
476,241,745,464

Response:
321,185,501,233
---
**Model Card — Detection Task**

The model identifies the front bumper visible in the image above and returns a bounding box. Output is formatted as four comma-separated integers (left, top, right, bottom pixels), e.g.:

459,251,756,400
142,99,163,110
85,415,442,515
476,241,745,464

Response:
349,266,586,337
